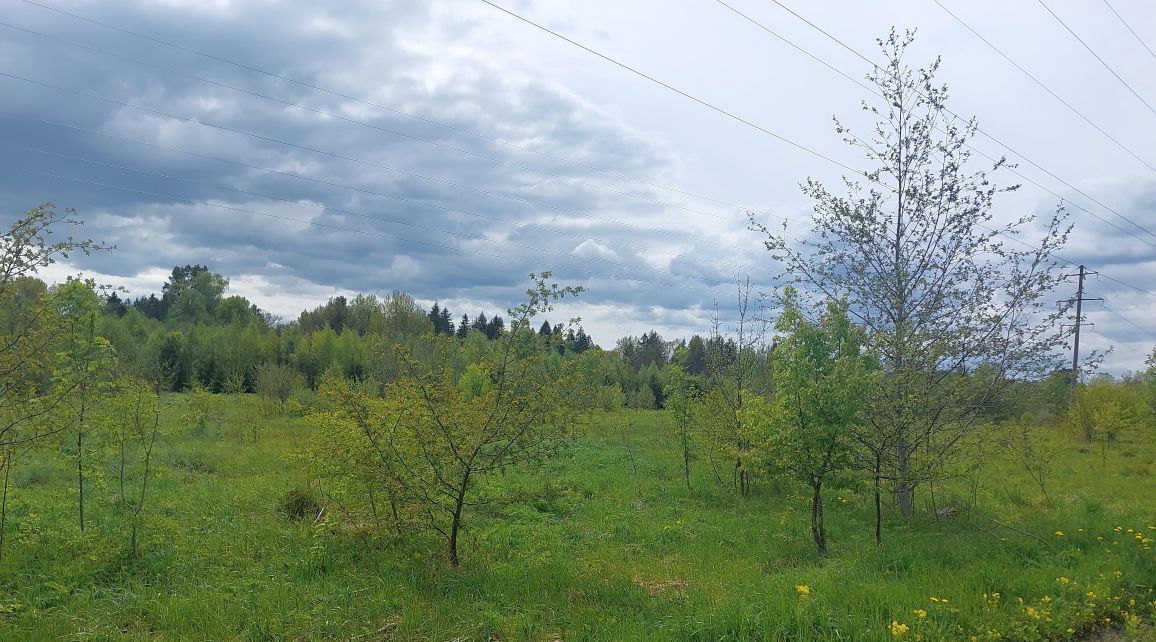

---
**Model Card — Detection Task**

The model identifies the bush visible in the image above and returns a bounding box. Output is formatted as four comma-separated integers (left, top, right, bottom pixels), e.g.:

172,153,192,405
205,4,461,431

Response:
283,488,321,521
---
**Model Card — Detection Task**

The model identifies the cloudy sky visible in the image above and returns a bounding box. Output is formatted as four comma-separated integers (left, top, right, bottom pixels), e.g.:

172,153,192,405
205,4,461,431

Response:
1,0,1154,373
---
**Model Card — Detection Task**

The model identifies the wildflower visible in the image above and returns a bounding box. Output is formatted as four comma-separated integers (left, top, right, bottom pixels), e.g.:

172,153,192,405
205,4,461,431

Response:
890,620,909,637
1054,530,1064,537
1041,595,1052,604
795,584,811,597
1114,527,1123,532
1025,607,1041,619
913,609,927,619
1114,570,1123,579
1057,577,1070,585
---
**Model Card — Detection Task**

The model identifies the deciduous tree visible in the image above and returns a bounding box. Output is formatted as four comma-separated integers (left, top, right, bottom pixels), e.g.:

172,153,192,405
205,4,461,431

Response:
753,31,1072,519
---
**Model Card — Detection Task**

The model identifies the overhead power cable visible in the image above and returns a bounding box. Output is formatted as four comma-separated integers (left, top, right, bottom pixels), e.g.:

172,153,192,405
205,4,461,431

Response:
475,0,866,179
1102,305,1153,338
715,0,1156,248
477,0,1156,293
13,0,782,222
1035,0,1156,117
14,165,743,299
0,70,771,256
1099,0,1156,63
930,0,1156,178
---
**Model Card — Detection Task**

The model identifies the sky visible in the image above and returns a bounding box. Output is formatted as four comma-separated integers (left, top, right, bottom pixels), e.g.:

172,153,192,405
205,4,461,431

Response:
1,0,1154,374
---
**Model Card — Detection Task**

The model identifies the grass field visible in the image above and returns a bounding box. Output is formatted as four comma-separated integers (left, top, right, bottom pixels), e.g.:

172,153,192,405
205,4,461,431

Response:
0,395,1152,641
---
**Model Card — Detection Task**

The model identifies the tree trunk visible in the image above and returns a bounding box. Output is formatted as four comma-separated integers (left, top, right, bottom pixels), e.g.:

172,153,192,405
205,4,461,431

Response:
682,434,691,491
896,440,914,517
77,426,85,531
0,449,11,561
448,471,471,568
874,455,883,546
811,480,827,554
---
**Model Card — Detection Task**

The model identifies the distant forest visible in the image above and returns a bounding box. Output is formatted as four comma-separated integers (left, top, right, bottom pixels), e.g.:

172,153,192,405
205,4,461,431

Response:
1,263,1081,426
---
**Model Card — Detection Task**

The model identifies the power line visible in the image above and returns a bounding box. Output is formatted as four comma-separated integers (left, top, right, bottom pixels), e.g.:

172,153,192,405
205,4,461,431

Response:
475,0,1156,291
12,0,781,223
14,166,743,299
929,1,1156,181
475,0,868,180
10,1,1154,305
1036,0,1156,117
717,0,1156,248
0,70,773,256
1099,0,1156,63
1102,305,1153,338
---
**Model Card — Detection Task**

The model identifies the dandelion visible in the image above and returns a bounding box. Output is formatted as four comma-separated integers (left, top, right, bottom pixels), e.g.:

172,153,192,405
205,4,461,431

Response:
795,584,811,597
1114,570,1123,579
913,609,927,620
890,620,909,637
1057,577,1071,585
1054,530,1064,537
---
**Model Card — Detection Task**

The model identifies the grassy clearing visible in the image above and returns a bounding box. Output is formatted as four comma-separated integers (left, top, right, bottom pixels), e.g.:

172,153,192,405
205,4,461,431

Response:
0,397,1152,641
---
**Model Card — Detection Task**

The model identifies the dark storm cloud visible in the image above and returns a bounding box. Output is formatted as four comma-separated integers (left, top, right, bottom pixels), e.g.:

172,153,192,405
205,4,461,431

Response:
0,0,740,336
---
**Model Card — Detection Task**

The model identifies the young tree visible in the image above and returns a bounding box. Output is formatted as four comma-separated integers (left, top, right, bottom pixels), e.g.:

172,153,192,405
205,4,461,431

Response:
701,277,769,496
1,204,107,452
760,289,873,554
753,31,1072,519
663,365,698,490
100,376,162,558
315,274,585,566
52,278,116,532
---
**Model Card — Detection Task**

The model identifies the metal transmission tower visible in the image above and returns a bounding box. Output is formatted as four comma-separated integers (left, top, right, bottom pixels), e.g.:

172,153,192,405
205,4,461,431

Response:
1065,265,1102,399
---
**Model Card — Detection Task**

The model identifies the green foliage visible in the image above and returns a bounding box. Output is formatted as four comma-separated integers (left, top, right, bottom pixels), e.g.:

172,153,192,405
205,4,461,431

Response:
755,32,1073,521
1,398,1153,641
1067,378,1151,444
97,376,162,557
310,273,588,566
759,288,875,553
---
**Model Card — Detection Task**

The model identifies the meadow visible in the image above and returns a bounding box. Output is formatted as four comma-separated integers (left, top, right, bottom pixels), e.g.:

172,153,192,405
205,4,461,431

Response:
0,395,1152,641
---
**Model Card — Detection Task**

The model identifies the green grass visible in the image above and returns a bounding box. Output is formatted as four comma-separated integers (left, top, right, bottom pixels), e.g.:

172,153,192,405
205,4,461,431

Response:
0,398,1152,640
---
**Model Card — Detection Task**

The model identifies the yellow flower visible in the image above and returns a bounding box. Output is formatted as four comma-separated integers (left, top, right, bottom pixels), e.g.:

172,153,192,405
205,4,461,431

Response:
1057,577,1070,584
1054,530,1064,537
890,620,909,637
795,584,811,597
913,609,927,619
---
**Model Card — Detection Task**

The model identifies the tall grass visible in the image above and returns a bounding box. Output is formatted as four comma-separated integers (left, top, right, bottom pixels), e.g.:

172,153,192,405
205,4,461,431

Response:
0,400,1151,640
